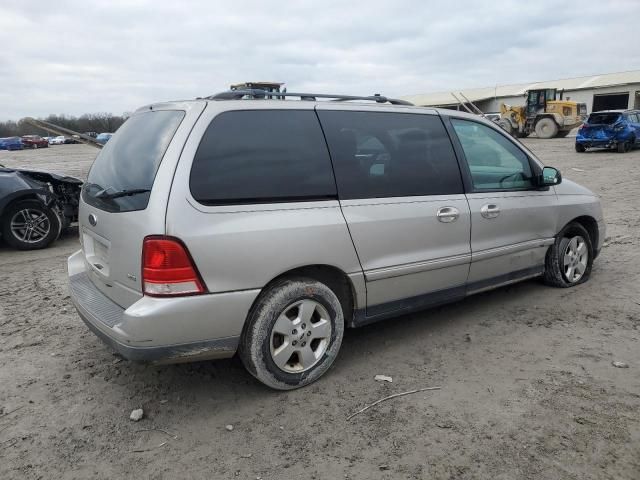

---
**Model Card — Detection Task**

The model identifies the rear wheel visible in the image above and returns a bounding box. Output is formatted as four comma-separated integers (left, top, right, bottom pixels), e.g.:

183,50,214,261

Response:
575,143,586,153
1,200,61,250
535,118,559,139
617,141,629,153
497,120,513,135
239,277,345,390
543,222,593,288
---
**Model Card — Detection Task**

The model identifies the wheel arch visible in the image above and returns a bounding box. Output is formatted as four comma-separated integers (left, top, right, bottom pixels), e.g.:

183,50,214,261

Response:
0,191,46,221
564,215,599,253
248,264,359,328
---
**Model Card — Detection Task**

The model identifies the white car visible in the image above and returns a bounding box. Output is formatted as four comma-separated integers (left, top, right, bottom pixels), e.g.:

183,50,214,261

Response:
49,136,66,145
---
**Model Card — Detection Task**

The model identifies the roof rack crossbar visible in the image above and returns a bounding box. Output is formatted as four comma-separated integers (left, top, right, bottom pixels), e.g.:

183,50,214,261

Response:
208,89,413,106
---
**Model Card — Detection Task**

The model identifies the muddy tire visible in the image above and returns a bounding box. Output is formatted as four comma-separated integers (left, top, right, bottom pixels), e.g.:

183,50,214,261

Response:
239,277,345,390
535,118,559,139
543,222,593,288
1,200,61,250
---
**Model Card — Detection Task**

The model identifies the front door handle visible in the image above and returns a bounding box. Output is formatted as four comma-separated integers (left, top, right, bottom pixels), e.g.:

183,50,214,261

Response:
480,204,501,219
436,206,460,223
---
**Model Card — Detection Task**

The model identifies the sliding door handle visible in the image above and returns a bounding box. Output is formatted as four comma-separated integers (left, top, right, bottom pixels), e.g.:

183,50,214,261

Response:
436,206,460,223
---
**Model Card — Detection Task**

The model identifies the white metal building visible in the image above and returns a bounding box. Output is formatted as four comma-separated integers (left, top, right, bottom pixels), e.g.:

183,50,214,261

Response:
402,70,640,114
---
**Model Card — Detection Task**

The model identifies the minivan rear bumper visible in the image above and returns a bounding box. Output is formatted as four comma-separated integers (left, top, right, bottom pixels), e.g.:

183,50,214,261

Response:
67,250,260,364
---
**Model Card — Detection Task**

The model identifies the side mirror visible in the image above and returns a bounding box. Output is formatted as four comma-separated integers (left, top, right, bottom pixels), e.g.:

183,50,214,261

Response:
540,166,562,186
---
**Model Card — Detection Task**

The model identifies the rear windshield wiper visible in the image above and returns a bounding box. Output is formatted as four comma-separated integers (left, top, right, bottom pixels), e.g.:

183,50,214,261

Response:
95,188,151,199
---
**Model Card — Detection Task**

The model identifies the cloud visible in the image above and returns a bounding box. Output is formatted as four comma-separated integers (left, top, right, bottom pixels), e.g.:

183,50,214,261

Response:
1,0,638,120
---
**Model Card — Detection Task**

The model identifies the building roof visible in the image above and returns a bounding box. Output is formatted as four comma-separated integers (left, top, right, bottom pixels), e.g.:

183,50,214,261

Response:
401,70,640,107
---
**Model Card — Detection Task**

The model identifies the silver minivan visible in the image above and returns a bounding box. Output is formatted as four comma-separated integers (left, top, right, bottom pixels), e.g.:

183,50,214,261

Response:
68,90,605,390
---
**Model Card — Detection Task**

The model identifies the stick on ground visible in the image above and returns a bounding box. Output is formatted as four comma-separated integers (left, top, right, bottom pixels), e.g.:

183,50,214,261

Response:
347,386,442,421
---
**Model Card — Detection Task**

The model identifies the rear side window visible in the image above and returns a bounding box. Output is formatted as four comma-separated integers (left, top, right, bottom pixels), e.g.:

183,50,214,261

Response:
83,110,185,213
190,110,336,205
318,111,463,199
587,113,621,125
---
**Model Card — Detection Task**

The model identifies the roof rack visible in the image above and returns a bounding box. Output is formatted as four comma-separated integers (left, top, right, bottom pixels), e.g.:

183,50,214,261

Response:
207,89,414,106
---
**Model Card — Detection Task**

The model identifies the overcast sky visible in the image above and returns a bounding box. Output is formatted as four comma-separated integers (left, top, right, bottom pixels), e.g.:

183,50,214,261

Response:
1,0,638,120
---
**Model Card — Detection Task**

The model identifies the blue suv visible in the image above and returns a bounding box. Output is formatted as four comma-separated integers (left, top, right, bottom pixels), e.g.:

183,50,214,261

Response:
576,110,640,153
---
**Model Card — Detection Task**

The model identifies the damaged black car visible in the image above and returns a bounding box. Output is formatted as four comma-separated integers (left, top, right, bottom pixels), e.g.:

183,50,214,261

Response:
0,164,82,250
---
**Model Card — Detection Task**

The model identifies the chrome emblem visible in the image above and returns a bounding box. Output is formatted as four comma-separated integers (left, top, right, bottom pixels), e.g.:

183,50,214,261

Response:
88,213,97,226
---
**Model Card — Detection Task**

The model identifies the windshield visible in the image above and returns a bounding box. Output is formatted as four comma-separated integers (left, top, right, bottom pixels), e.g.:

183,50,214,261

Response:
83,110,185,213
587,113,621,125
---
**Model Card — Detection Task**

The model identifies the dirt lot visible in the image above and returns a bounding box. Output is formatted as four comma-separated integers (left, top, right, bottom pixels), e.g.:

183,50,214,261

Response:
1,141,639,480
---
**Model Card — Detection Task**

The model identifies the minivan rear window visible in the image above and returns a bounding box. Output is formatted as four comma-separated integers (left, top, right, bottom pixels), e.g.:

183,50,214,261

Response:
189,110,336,205
587,113,621,125
83,110,185,213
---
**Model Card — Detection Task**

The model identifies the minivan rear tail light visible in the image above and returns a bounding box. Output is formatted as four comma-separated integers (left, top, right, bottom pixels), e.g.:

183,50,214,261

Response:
142,236,207,297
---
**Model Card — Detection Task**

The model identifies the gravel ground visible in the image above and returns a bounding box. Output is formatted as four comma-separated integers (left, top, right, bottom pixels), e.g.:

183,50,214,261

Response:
1,141,639,480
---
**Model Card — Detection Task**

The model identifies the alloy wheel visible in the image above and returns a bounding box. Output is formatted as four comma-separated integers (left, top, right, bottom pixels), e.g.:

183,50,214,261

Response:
563,235,588,283
10,208,51,243
270,299,332,373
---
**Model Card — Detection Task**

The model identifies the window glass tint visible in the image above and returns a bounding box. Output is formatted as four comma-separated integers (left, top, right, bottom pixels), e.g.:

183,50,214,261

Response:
190,110,336,205
629,113,640,123
84,110,185,212
587,113,621,125
451,119,534,190
318,111,462,199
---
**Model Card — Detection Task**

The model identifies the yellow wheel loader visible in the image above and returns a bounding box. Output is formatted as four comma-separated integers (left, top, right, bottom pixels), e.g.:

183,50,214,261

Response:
498,89,587,139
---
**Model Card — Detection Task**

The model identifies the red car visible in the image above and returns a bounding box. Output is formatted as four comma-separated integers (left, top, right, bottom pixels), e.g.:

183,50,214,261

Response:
21,135,49,149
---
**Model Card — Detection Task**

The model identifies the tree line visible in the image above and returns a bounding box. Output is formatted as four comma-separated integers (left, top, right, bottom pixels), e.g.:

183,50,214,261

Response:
0,113,129,138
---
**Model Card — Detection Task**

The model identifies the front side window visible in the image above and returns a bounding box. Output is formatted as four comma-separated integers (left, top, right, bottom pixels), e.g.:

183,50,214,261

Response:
451,119,534,190
190,110,336,205
318,111,463,199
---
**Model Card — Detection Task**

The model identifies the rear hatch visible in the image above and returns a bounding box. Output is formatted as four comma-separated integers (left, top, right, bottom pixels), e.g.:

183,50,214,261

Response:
78,102,205,308
581,112,621,139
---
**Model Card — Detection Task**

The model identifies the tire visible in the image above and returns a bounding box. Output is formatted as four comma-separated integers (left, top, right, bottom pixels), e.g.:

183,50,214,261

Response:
535,118,559,139
515,131,529,138
617,141,629,153
239,277,345,390
555,130,571,138
497,120,513,135
1,200,61,250
575,143,586,153
543,222,593,288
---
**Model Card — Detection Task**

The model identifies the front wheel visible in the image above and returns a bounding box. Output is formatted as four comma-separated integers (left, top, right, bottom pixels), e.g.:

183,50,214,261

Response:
575,143,586,153
543,222,593,288
1,200,61,250
239,277,345,390
617,141,629,153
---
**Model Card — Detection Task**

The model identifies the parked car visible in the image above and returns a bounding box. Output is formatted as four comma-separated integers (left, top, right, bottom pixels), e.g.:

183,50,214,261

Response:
95,133,113,144
68,92,605,390
0,164,82,249
0,137,24,151
21,135,49,149
49,136,66,145
576,109,640,153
